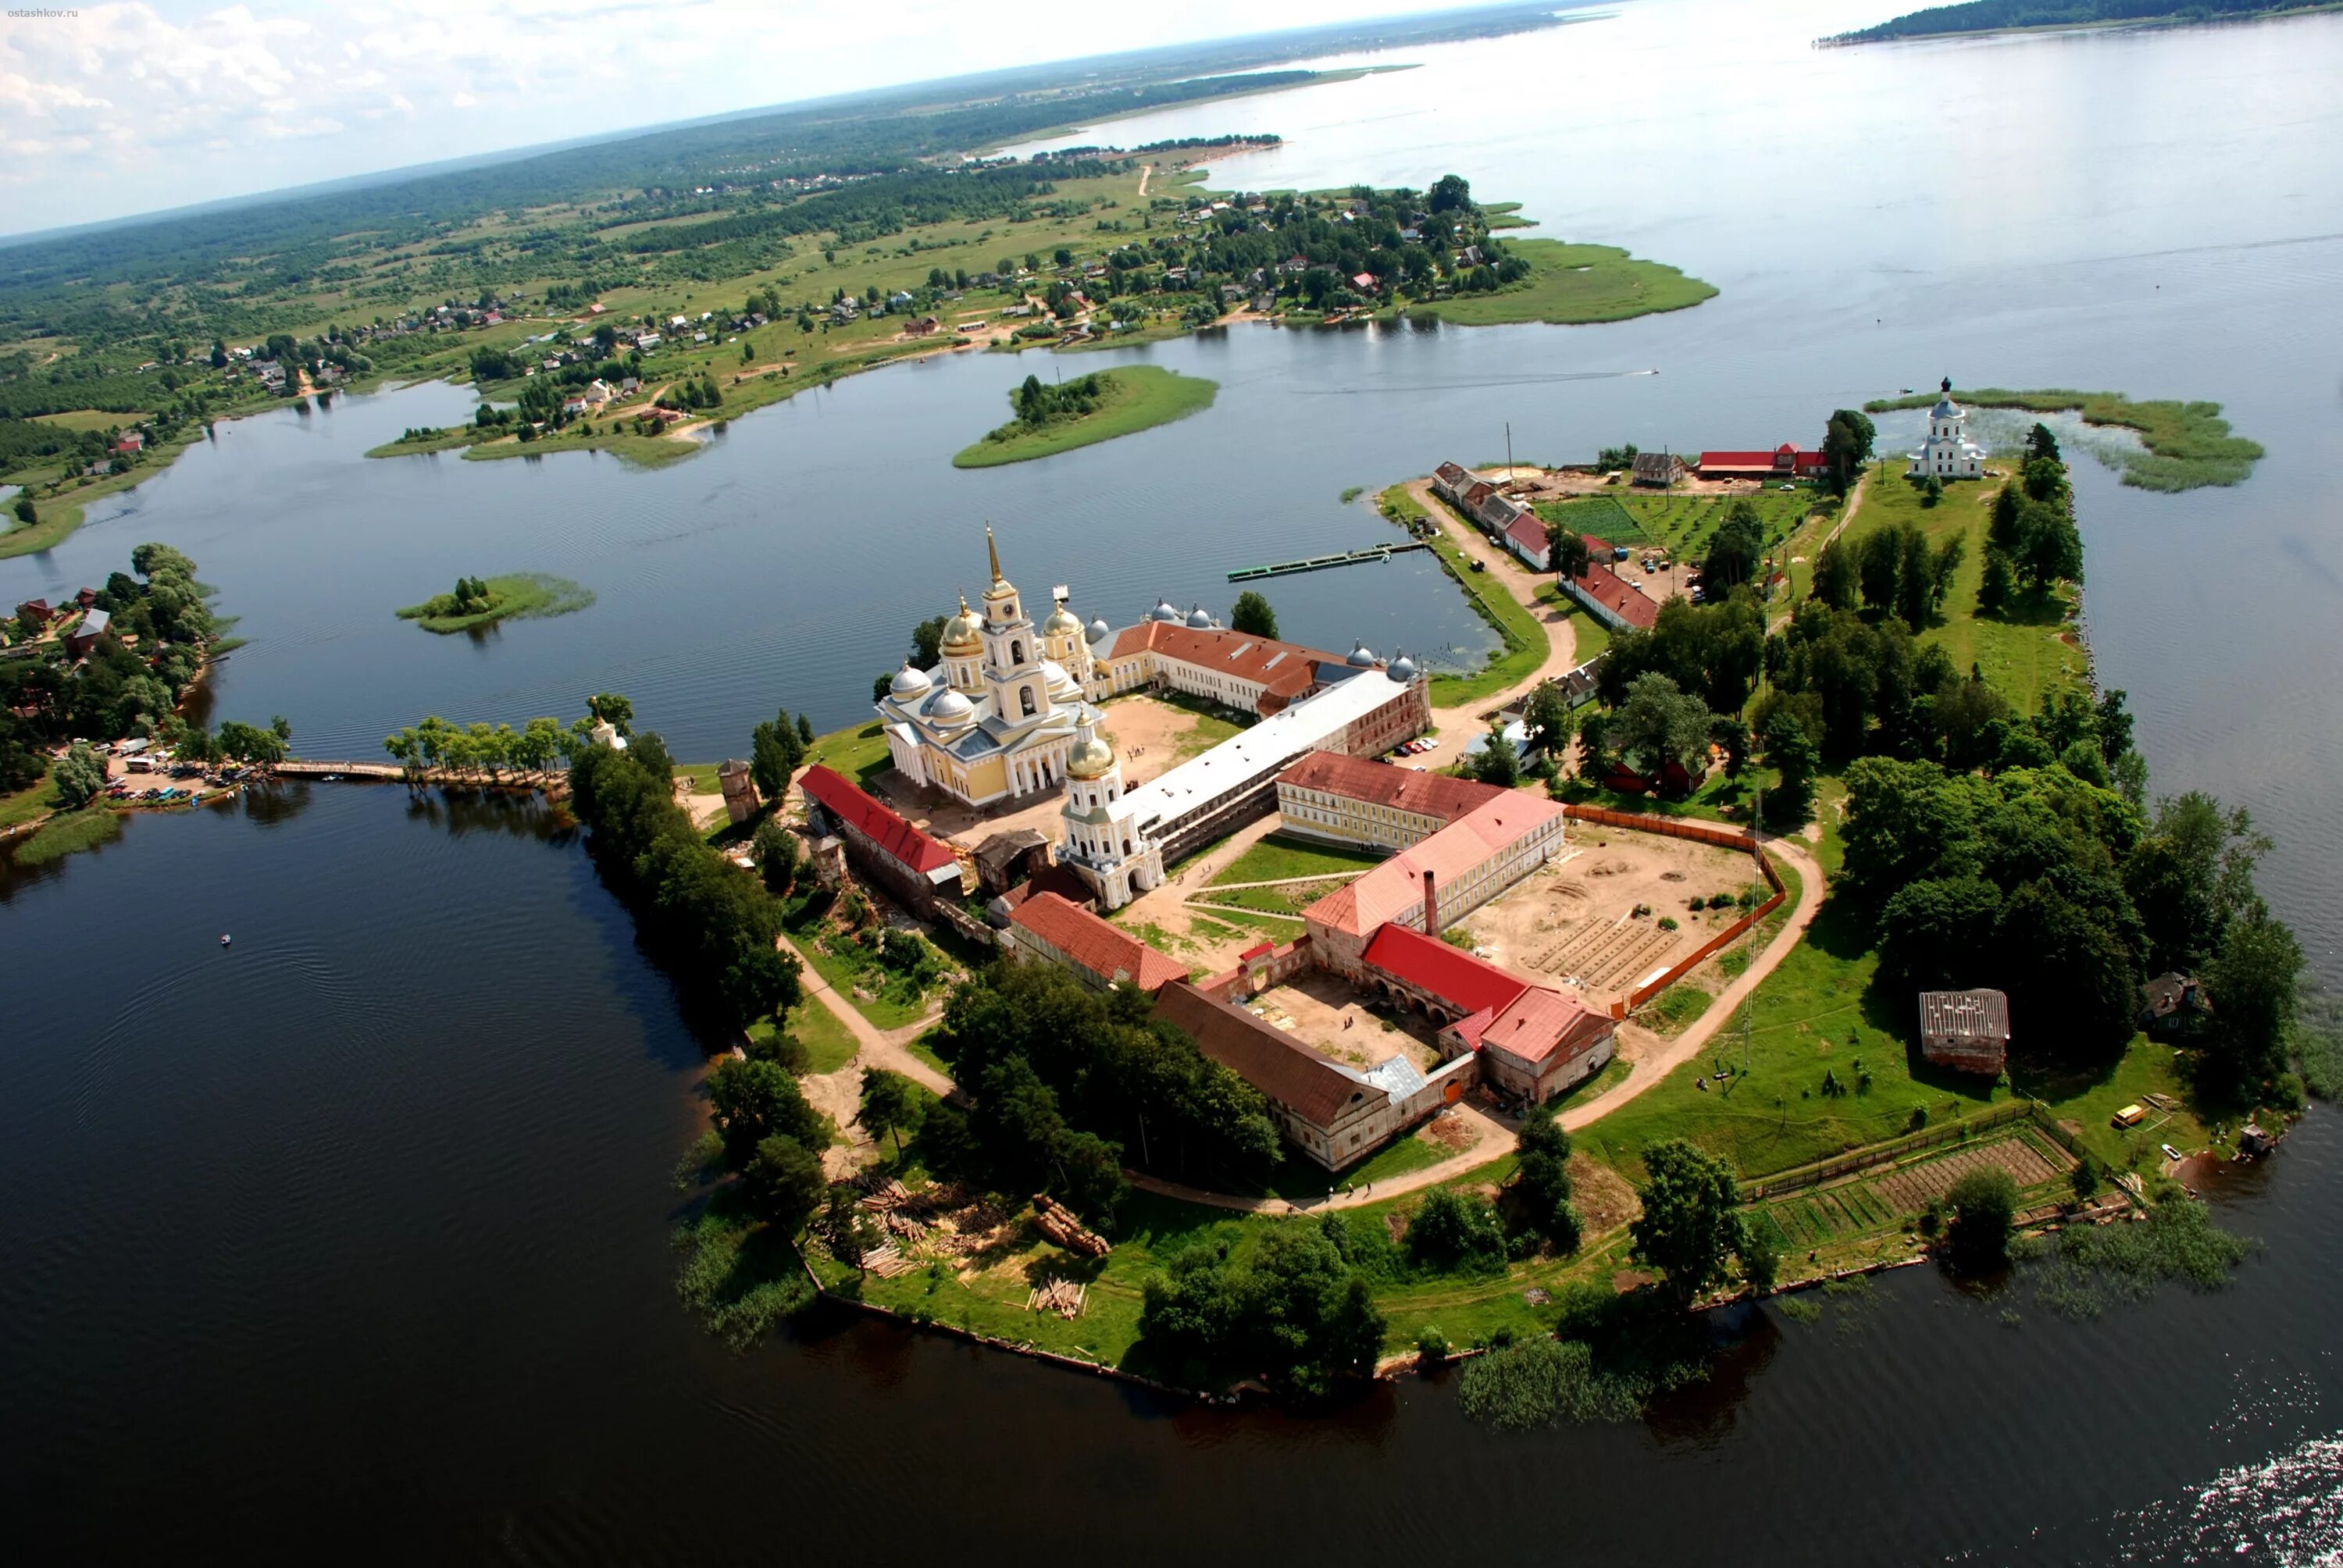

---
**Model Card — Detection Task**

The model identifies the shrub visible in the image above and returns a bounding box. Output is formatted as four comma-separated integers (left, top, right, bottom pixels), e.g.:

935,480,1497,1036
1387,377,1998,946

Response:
1944,1167,2018,1267
1404,1188,1510,1275
1658,916,1679,932
1416,1327,1452,1363
1456,1338,1642,1429
2070,1156,2102,1202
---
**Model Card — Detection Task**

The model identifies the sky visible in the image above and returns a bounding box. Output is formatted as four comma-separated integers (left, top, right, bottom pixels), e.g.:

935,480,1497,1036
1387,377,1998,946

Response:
0,0,1496,237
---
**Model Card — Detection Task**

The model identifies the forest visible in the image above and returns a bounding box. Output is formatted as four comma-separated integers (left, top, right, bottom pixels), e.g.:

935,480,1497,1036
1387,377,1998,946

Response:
1831,0,2300,42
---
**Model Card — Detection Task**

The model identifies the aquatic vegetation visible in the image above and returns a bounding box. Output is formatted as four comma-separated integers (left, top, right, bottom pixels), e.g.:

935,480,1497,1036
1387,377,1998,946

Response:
1861,388,2263,491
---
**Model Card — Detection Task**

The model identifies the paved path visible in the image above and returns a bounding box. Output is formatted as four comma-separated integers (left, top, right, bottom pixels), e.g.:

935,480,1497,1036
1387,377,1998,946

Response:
777,933,954,1098
1122,834,1825,1214
1403,479,1581,725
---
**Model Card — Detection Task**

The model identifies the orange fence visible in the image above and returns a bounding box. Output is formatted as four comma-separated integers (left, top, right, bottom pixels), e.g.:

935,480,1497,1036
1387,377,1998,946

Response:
1560,804,1788,1013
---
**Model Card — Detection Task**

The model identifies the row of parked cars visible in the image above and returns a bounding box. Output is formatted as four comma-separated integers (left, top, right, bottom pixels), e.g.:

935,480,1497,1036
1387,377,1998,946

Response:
1391,736,1443,759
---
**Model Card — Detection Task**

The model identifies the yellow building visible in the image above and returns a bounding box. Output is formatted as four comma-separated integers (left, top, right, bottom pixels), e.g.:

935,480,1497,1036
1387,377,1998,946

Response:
876,529,1101,807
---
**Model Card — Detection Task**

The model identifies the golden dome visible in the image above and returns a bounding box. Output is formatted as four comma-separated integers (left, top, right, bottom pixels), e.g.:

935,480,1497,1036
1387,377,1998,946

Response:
1065,726,1117,780
940,593,982,654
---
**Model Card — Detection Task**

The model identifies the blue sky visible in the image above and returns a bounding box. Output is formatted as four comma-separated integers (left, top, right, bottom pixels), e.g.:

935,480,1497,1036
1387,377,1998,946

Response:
0,0,1491,235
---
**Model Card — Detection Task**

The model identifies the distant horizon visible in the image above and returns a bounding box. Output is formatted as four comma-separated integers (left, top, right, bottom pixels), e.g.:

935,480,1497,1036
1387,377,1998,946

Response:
0,0,1540,240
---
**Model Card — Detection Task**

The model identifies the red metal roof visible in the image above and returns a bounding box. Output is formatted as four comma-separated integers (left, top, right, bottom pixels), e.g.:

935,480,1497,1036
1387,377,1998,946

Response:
1009,892,1189,992
798,765,958,874
1305,793,1569,939
1503,511,1550,559
1566,561,1660,629
1278,750,1504,821
1100,621,1343,711
1362,924,1528,1018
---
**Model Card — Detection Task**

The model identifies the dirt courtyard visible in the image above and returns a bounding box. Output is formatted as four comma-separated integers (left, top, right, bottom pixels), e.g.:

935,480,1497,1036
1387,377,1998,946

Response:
1247,969,1446,1074
1457,825,1763,1008
884,692,1231,850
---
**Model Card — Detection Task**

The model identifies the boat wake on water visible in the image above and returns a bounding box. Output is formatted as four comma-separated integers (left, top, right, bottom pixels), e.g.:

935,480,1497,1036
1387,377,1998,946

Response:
1296,368,1659,394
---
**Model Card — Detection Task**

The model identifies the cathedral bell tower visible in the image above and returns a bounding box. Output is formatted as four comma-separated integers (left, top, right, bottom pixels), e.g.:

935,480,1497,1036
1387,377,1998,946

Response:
979,525,1052,725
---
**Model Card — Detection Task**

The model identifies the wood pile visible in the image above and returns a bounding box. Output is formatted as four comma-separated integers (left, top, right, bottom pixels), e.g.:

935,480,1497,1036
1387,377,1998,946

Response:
860,1241,916,1278
1032,1194,1110,1258
1026,1278,1088,1318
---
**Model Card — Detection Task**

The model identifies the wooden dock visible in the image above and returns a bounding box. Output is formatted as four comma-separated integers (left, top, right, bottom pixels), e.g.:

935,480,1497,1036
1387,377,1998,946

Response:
276,760,566,792
1227,541,1426,582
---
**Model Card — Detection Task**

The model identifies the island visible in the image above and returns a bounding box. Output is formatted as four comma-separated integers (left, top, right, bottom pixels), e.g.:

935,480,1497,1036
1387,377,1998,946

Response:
1860,387,2262,490
1826,0,2331,45
953,366,1216,467
394,572,593,634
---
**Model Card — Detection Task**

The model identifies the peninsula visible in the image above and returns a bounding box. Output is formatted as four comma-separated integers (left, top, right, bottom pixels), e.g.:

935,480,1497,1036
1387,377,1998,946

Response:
1826,0,2336,44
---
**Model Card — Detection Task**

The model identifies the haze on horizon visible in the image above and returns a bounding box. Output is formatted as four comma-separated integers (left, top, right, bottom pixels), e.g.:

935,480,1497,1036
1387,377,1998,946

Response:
0,0,1514,238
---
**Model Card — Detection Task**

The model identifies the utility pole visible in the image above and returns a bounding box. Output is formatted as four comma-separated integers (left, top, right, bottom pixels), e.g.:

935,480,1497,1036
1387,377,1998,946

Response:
1505,420,1514,479
1743,779,1763,1076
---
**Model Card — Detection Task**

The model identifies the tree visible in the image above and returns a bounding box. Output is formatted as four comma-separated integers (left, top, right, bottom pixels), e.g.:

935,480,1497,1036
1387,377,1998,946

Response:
1977,547,2015,614
1699,501,1766,593
749,718,801,800
1858,526,1903,613
708,1057,825,1171
2200,907,2305,1094
1610,672,1714,787
1822,408,1876,493
1943,1167,2017,1267
742,1134,826,1236
1811,536,1857,610
52,741,106,807
796,714,815,747
585,693,633,735
1878,876,2002,992
11,497,32,527
1548,528,1591,581
1468,722,1519,788
1510,1103,1581,1252
910,615,949,666
1404,1188,1510,1274
1523,680,1578,760
1229,590,1278,639
1629,1139,1757,1307
858,1067,922,1156
1427,173,1473,213
2026,422,2062,464
1993,878,2142,1060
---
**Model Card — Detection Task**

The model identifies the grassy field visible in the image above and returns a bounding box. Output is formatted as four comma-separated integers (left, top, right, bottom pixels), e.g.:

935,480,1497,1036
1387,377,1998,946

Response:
365,427,477,458
1535,583,1613,665
951,366,1216,468
750,1004,859,1077
1403,240,1718,326
394,572,594,633
1841,461,2089,710
1207,832,1386,886
801,721,892,785
1862,387,2263,491
0,761,56,833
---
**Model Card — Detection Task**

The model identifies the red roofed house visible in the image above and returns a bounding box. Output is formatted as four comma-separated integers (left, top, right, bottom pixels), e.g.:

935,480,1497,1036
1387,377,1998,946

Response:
1007,891,1189,994
1431,461,1476,507
1276,750,1506,852
1357,925,1617,1103
1559,558,1660,634
1090,618,1355,716
1350,272,1377,291
798,764,965,914
1302,792,1571,973
1697,444,1827,481
1500,508,1550,571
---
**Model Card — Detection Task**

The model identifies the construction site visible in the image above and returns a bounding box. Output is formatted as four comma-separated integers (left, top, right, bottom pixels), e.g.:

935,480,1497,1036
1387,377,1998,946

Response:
1454,820,1764,1010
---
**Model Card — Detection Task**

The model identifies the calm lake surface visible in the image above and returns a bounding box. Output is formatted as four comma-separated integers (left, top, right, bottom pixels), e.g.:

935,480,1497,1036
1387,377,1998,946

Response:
8,0,2343,1558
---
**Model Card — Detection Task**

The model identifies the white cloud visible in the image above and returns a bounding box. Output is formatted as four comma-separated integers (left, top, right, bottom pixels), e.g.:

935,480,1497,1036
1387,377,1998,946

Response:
0,0,1488,233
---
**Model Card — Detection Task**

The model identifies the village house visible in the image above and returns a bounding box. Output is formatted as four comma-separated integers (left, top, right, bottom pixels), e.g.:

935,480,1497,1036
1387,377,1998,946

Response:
1697,444,1828,482
1275,750,1507,853
62,608,112,659
1558,554,1660,634
1631,451,1688,488
1917,989,2010,1075
1005,892,1189,994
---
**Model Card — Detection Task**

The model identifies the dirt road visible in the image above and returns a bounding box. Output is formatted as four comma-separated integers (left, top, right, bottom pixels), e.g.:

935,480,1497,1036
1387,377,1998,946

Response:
777,933,953,1099
1403,479,1582,725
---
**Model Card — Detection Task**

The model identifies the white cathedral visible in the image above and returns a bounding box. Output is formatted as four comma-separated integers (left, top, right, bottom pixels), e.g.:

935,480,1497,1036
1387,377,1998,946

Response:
1909,376,1987,480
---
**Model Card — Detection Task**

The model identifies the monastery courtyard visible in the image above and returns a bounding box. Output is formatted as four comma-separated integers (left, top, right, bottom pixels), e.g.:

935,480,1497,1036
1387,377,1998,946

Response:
878,691,1236,848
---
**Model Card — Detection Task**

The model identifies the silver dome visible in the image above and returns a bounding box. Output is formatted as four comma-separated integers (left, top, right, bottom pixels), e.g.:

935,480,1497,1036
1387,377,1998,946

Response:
922,686,975,725
1186,604,1214,629
1346,640,1378,668
1388,652,1418,682
1085,616,1111,645
888,661,933,700
1150,598,1182,622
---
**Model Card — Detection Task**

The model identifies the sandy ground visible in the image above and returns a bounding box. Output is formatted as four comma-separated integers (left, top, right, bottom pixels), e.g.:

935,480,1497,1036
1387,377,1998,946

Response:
1458,828,1762,1008
1249,970,1446,1074
880,692,1232,850
1484,465,1771,501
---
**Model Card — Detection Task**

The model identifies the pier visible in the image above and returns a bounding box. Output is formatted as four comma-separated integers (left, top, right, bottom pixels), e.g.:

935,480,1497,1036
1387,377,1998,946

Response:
1226,541,1427,582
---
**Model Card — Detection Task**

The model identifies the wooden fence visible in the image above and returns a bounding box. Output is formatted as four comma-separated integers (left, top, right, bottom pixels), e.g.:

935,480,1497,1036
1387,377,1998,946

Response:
1559,804,1787,1014
1739,1102,2033,1202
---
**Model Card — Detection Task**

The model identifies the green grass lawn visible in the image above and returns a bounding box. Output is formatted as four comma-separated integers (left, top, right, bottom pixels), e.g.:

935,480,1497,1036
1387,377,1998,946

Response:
394,572,594,633
1842,461,2088,711
1862,387,2263,491
365,427,476,458
781,1002,860,1076
10,808,125,865
952,365,1217,467
1404,240,1718,326
1535,583,1611,665
801,721,891,784
1207,832,1386,886
0,761,57,832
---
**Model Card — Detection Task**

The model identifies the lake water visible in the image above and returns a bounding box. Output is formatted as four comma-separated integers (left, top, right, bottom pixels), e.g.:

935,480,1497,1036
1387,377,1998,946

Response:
9,0,2343,1557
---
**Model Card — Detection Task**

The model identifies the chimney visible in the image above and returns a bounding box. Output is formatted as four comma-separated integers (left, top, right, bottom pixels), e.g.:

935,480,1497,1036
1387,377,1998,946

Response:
1422,869,1439,934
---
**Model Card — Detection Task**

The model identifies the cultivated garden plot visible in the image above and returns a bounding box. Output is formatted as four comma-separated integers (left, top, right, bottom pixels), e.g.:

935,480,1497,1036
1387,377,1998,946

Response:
1758,1130,2075,1250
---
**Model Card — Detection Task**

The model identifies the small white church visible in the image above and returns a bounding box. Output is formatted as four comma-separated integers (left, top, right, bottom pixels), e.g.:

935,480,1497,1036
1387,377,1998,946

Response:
1909,376,1987,480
